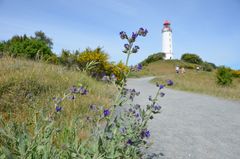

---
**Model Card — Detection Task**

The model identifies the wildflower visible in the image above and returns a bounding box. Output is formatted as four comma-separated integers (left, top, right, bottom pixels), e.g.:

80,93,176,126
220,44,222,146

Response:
80,87,88,95
56,106,62,112
134,104,141,109
110,74,116,81
68,95,75,100
104,109,110,117
141,129,150,138
159,84,164,89
153,104,161,111
135,113,140,118
160,92,165,97
70,86,79,93
166,79,174,86
138,27,145,35
132,45,140,53
120,31,127,39
102,75,110,82
127,139,133,145
124,44,130,50
137,63,142,71
129,32,138,43
148,96,152,101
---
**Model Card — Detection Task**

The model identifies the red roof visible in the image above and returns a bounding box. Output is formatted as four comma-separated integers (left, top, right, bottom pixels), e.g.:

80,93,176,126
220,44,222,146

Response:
164,20,170,25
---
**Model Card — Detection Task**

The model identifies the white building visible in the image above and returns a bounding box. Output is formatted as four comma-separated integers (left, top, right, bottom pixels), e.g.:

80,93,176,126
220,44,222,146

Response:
162,20,173,60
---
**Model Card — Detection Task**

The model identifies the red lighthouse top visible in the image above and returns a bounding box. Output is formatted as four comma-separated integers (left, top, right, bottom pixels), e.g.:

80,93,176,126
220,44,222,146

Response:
163,20,170,25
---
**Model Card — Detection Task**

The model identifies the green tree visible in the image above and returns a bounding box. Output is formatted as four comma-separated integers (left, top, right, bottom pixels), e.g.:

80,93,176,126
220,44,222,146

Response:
34,31,53,49
181,53,203,64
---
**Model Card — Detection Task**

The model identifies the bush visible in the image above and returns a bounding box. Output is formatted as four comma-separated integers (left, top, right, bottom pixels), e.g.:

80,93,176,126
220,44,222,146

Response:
232,70,240,78
141,52,165,65
181,53,203,64
202,62,214,72
216,66,233,86
2,33,53,59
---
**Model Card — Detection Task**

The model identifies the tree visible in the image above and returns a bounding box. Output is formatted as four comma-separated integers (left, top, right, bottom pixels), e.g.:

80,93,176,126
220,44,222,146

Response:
181,53,203,64
34,31,53,49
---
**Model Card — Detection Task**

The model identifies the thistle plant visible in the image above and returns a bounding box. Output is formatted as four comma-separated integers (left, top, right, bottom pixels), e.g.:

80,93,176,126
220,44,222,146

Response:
0,28,172,158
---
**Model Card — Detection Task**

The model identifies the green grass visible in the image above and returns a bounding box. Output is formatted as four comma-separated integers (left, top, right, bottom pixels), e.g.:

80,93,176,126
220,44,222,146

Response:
131,60,240,100
0,57,116,126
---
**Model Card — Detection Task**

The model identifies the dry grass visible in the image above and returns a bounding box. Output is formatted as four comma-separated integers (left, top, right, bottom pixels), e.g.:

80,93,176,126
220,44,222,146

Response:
0,57,116,123
132,60,240,100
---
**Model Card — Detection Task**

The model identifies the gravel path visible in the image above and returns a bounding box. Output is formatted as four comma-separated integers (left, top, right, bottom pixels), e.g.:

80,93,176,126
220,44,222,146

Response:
127,77,240,159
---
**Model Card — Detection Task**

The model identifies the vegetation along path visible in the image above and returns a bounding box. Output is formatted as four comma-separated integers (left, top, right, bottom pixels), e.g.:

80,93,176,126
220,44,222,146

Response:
127,77,240,159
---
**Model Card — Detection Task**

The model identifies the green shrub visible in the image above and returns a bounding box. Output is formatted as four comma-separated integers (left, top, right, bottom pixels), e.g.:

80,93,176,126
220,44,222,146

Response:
141,52,165,65
181,53,203,64
202,62,214,72
216,66,233,86
232,70,240,78
2,33,53,59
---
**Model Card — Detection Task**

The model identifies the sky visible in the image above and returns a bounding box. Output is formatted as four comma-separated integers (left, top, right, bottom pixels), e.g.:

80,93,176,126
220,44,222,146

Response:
0,0,240,69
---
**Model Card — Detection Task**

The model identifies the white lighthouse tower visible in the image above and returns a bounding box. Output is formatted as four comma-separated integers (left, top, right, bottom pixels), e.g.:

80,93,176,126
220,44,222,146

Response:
162,20,173,59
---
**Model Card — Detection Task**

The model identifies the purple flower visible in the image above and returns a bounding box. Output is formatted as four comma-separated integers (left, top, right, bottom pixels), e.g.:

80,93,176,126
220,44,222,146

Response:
127,139,133,145
132,45,140,53
138,27,145,35
135,113,140,118
80,87,88,95
138,28,148,36
145,130,150,138
160,92,165,97
70,86,79,93
159,84,164,89
137,63,142,70
141,129,150,138
148,96,152,101
68,95,75,100
103,109,110,117
153,104,161,111
166,79,174,86
142,29,148,37
120,31,127,39
56,106,62,112
124,44,130,50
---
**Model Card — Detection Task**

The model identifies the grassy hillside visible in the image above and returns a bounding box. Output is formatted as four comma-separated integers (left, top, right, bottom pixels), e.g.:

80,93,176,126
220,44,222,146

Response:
130,60,240,100
0,57,116,123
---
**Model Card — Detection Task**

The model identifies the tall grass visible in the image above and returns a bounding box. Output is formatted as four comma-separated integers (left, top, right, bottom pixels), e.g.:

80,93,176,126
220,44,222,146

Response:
0,56,116,124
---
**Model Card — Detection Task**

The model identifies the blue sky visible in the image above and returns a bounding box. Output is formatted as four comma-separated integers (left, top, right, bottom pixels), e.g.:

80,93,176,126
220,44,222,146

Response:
0,0,240,69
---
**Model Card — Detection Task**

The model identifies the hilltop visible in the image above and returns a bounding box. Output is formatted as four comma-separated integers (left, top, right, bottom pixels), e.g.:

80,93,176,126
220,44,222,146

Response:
130,59,240,100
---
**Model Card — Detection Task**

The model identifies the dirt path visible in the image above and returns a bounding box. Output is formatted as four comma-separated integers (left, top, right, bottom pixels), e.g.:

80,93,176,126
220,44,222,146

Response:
127,77,240,159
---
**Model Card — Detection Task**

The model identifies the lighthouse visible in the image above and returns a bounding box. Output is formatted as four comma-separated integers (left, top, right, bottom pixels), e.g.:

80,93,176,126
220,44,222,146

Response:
162,20,173,59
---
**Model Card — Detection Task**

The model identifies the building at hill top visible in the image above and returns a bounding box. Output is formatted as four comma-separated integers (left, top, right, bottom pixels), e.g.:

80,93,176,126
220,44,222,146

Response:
162,20,173,60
